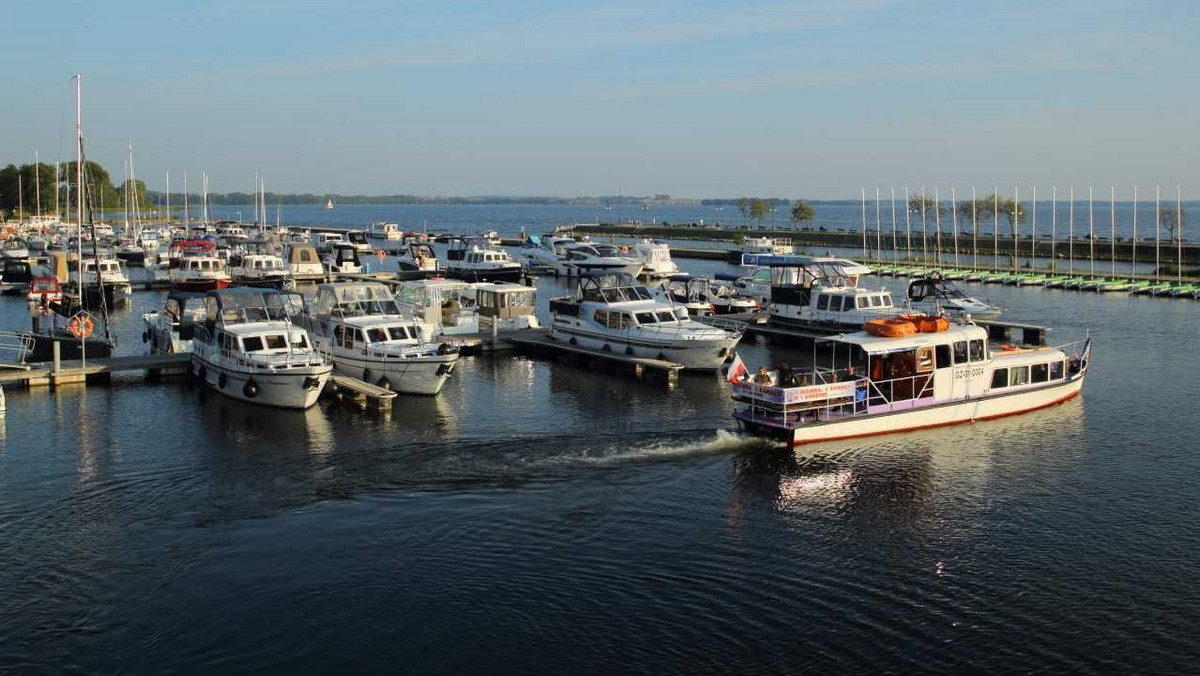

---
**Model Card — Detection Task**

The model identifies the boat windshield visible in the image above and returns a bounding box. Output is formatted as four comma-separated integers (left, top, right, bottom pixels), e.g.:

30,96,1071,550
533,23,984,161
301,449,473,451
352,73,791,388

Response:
592,244,621,257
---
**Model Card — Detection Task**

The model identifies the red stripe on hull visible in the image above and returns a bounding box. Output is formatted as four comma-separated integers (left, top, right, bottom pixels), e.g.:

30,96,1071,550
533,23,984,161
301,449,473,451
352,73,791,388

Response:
789,388,1082,447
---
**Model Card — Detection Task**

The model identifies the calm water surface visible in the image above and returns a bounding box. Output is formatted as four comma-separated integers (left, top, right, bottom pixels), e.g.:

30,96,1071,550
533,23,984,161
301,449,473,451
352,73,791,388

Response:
2,208,1199,673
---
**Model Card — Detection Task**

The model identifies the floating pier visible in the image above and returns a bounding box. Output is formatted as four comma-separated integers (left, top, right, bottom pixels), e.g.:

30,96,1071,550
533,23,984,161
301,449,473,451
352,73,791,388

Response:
324,374,397,418
0,353,192,388
507,332,683,390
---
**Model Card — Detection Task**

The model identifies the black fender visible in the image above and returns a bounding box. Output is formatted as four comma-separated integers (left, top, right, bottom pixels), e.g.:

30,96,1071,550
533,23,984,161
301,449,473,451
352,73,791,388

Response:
243,378,259,399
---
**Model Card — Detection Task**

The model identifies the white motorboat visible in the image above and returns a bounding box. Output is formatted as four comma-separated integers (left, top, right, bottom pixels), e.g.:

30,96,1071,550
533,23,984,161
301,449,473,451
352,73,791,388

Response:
313,232,343,255
286,243,325,282
548,273,743,370
629,239,679,279
515,234,575,268
168,240,232,292
75,257,133,305
190,288,331,409
441,237,524,283
733,322,1091,447
0,259,33,295
143,291,207,355
298,282,460,395
231,253,292,289
396,241,440,272
394,279,480,337
473,282,540,331
368,221,404,241
654,276,713,318
2,238,30,260
766,258,906,334
554,242,642,278
323,244,363,275
731,236,794,265
663,275,757,316
907,274,1001,319
345,230,373,254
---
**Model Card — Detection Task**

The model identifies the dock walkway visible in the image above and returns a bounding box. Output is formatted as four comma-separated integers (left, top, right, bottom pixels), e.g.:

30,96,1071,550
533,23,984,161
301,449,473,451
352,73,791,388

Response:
507,332,683,389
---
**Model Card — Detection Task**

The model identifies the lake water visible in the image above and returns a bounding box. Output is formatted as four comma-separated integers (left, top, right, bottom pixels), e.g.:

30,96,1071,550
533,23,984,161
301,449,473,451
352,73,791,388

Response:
2,206,1199,673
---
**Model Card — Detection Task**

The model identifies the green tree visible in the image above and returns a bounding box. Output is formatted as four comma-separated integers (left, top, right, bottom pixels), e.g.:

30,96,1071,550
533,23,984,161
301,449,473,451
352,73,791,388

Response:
959,193,1025,236
790,199,815,224
907,194,944,219
737,197,751,224
749,198,769,226
0,162,62,217
61,160,119,215
116,179,148,210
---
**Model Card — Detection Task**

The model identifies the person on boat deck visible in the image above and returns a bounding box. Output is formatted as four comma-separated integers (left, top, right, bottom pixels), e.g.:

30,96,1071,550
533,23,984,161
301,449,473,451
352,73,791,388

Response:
753,366,772,385
798,372,811,387
778,362,798,387
846,365,858,380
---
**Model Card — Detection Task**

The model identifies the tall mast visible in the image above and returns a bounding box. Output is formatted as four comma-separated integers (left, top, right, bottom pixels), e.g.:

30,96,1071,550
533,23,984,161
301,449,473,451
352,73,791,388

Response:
1088,187,1095,277
889,187,897,260
874,187,881,261
54,161,60,220
1155,186,1160,282
1051,187,1056,272
904,186,911,261
993,188,999,270
123,144,130,233
1110,185,1116,279
183,170,189,233
860,188,867,259
920,187,928,267
972,186,978,270
951,187,959,269
35,150,41,218
75,73,86,364
934,187,941,267
166,170,170,225
1177,185,1183,284
1031,186,1037,268
1132,186,1138,273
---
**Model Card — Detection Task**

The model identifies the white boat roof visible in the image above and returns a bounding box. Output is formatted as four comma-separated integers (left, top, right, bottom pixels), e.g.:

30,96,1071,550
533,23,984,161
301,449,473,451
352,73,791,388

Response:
474,282,534,293
835,322,989,352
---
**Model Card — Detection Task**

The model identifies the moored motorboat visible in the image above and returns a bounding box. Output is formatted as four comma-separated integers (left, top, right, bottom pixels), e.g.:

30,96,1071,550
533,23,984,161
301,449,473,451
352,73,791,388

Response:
190,288,331,409
548,272,743,370
296,282,459,395
143,291,206,355
907,274,1001,319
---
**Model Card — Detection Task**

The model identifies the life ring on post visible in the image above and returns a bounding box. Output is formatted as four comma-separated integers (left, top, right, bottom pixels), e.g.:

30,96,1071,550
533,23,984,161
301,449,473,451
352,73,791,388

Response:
68,313,95,339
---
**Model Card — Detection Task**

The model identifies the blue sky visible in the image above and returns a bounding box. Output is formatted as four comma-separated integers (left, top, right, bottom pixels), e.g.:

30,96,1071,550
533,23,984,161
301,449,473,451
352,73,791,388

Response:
4,0,1197,197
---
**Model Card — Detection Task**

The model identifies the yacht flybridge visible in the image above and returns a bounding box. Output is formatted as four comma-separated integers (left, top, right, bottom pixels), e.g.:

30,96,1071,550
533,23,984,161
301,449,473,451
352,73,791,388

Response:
907,274,1001,319
764,257,906,334
548,273,743,370
554,242,642,278
191,288,331,409
732,319,1091,446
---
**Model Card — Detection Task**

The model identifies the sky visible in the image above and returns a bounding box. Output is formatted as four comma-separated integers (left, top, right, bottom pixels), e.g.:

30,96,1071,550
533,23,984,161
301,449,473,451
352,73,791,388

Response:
3,0,1198,198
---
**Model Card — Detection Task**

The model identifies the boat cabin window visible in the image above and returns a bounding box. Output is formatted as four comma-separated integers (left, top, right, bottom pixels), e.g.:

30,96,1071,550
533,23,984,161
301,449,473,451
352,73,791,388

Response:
1050,361,1064,380
953,340,969,364
221,332,234,352
1031,363,1049,383
870,295,882,308
298,249,315,262
367,328,389,342
388,326,413,341
1011,365,1030,386
265,334,288,350
969,339,985,361
991,368,1008,388
656,310,677,322
881,296,893,307
816,295,829,311
636,312,657,324
856,296,869,309
916,347,935,373
292,333,308,349
242,336,265,352
935,344,952,369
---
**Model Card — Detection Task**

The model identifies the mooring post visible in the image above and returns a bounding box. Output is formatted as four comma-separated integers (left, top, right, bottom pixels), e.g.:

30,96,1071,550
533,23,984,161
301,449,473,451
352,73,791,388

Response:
52,340,61,374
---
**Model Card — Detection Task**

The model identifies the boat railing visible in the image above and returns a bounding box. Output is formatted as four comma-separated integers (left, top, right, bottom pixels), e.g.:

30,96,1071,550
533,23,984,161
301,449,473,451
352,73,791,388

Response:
218,347,328,369
0,331,34,370
733,377,870,425
864,373,937,411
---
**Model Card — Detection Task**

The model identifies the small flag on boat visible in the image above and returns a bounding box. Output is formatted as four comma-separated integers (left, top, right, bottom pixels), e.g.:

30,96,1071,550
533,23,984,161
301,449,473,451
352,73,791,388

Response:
726,352,748,384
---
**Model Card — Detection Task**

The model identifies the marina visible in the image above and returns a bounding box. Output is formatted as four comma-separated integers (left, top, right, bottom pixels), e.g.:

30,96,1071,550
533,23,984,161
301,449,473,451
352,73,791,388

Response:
5,0,1200,670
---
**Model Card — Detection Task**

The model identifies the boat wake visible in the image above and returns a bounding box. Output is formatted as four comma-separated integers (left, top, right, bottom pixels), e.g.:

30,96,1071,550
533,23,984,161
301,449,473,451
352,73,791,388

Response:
556,428,781,467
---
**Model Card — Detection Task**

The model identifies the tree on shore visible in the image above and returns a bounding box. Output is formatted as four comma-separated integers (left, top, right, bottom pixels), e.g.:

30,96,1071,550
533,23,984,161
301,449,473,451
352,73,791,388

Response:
749,198,770,227
908,194,943,220
957,193,1025,236
737,197,751,224
1161,206,1186,243
790,199,815,224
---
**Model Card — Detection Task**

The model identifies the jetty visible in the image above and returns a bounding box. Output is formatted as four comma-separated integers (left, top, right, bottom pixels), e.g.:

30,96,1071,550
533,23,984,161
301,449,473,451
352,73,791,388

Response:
508,332,683,390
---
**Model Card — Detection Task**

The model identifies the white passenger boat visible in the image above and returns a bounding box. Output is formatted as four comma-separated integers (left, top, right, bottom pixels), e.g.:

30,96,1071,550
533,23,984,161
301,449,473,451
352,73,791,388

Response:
554,242,642,278
394,279,480,337
442,237,524,283
766,258,906,333
143,291,206,355
231,253,292,289
286,243,326,282
323,244,364,275
548,273,743,370
629,239,679,279
368,221,403,241
190,288,331,409
396,241,440,272
731,321,1091,446
907,274,1001,319
297,282,459,395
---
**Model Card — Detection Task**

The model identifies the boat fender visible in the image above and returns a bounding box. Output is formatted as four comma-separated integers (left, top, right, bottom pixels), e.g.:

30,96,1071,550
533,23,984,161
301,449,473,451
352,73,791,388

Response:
196,364,207,382
436,343,454,355
142,331,149,344
303,376,322,390
569,337,577,346
243,378,258,399
218,373,227,390
436,363,453,376
625,346,635,356
363,368,373,384
376,376,391,390
602,343,611,352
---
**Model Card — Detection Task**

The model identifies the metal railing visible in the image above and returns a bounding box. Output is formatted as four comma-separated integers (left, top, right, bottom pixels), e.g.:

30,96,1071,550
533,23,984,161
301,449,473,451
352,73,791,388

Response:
0,331,35,370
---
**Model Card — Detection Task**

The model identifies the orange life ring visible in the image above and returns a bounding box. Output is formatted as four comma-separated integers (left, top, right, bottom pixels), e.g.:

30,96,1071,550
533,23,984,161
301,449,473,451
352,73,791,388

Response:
997,343,1019,352
68,315,95,339
864,318,917,338
897,313,949,333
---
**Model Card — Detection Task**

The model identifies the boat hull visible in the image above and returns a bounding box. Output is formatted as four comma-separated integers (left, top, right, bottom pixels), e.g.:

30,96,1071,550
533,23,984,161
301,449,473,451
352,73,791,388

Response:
175,278,232,293
334,353,457,395
549,326,738,370
191,356,330,409
26,332,115,362
737,374,1084,446
445,267,524,284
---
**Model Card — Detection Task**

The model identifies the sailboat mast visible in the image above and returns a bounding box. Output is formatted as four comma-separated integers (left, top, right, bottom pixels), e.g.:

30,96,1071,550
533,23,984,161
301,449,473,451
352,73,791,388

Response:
934,187,942,267
166,171,170,225
972,186,978,270
75,73,86,364
874,188,881,261
1051,187,1057,272
1031,186,1036,268
920,187,928,267
1133,186,1138,273
889,187,897,261
1110,186,1116,279
183,170,189,234
1088,187,1095,277
35,150,41,218
1069,187,1074,273
1012,186,1019,273
1176,185,1183,284
951,187,959,269
904,186,912,261
1155,186,1160,283
860,188,867,258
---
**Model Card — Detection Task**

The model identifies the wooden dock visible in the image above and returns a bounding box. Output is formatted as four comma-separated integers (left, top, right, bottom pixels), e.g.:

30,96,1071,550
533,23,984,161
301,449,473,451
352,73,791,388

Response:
0,353,192,388
507,332,683,390
324,374,397,418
